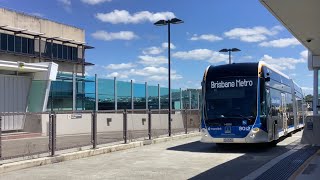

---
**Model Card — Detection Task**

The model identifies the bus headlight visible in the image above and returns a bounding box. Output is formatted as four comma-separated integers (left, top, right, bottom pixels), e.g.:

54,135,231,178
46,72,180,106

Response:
251,127,260,133
201,129,208,136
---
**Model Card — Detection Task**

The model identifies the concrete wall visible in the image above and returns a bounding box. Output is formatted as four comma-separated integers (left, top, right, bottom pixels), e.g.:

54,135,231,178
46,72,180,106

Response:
37,111,201,136
0,8,85,42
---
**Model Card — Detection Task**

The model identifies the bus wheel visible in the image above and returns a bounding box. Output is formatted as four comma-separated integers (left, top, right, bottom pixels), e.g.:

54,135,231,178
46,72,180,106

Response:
268,140,278,147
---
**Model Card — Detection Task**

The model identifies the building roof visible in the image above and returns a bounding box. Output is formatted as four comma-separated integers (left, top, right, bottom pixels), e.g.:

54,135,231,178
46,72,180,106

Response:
260,0,320,55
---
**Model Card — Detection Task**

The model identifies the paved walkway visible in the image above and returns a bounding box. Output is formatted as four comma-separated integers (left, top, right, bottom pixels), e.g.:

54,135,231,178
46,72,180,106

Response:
0,131,305,180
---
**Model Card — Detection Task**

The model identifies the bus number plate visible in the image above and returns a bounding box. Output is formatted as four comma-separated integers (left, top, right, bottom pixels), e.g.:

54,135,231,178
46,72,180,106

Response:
223,138,234,143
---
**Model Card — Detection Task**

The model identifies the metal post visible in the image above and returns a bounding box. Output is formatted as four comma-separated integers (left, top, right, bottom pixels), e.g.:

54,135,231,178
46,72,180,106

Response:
148,109,151,140
185,108,188,134
0,116,2,158
180,88,182,109
114,77,117,111
131,80,134,110
158,84,161,110
189,90,192,110
145,82,148,110
92,111,97,149
313,69,318,115
95,74,98,111
38,37,41,62
168,22,172,137
123,109,128,143
197,91,200,110
229,50,231,64
49,113,56,156
72,73,76,111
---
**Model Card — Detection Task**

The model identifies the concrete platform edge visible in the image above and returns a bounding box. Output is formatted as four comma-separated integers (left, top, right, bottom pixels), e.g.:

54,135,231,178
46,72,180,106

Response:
0,132,200,174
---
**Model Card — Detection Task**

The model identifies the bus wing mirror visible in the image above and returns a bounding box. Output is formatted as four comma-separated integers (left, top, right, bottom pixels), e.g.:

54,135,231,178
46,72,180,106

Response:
265,77,270,82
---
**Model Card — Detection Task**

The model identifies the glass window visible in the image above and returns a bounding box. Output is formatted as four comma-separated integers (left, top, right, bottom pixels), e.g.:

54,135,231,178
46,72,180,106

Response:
22,37,28,53
286,93,294,127
117,81,131,110
1,33,7,50
160,87,169,109
8,34,14,52
52,43,57,58
68,46,72,60
72,47,78,61
15,36,22,53
63,45,68,59
57,44,62,59
134,83,146,109
45,41,52,57
98,78,115,110
205,77,258,126
28,39,34,54
148,85,159,109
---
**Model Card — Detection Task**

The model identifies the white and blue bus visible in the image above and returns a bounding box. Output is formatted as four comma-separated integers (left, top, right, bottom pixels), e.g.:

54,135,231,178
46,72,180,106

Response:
200,61,306,144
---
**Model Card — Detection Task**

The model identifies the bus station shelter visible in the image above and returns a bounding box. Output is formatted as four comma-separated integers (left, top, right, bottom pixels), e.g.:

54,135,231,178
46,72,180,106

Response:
260,0,320,144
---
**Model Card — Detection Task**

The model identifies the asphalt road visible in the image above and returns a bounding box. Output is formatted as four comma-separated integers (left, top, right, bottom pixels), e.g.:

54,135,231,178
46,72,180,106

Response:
0,131,303,180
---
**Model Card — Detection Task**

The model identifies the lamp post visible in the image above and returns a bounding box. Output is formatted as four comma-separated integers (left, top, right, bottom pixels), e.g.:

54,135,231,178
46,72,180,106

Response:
154,18,184,137
219,48,241,64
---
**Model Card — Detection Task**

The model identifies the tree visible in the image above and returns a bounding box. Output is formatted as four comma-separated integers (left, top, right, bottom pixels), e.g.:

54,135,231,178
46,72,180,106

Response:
305,94,313,102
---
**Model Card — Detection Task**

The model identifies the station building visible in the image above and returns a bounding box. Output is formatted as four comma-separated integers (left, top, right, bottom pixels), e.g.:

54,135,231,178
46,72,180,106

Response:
0,7,93,130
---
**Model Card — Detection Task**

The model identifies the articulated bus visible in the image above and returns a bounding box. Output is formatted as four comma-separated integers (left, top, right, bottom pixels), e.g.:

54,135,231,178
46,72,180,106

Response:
200,61,306,144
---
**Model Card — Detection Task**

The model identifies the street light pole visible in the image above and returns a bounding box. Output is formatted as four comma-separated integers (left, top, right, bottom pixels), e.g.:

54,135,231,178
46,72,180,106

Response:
154,18,183,137
219,48,241,64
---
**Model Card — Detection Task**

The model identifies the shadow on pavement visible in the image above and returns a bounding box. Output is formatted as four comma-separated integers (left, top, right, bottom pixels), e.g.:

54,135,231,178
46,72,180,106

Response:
167,139,300,179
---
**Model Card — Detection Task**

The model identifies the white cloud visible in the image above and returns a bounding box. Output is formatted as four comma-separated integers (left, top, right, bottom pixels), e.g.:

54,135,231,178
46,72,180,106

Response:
106,72,128,79
58,0,71,5
173,49,229,63
161,42,176,49
259,38,301,48
92,30,138,41
58,0,72,12
142,42,175,55
300,50,308,60
96,10,175,24
30,12,44,17
81,0,111,5
130,67,182,81
243,56,253,60
224,26,282,42
301,87,313,92
190,34,223,42
260,50,307,70
142,47,163,55
138,55,168,66
104,63,135,70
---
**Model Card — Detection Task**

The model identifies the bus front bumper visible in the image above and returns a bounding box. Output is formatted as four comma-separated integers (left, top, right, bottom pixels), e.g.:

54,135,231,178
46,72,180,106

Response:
200,128,269,143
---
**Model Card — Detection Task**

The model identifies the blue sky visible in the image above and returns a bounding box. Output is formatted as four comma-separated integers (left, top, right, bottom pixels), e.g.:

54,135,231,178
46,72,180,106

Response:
0,0,313,94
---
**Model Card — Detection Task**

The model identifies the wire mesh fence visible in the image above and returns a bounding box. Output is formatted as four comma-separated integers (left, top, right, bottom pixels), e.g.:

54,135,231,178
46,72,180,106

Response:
0,109,200,163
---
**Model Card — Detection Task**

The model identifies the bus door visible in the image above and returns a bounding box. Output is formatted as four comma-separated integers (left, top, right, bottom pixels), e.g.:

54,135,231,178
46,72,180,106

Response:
281,93,288,133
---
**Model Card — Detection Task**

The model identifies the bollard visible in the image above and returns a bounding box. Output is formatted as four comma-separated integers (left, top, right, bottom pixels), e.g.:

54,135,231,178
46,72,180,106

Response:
123,109,128,144
148,109,152,140
91,111,97,149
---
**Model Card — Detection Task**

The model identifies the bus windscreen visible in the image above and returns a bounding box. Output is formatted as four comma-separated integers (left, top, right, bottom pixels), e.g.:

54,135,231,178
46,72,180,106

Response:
205,77,257,126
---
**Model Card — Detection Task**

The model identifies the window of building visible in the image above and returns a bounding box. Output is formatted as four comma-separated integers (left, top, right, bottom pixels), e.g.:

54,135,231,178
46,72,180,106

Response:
0,34,7,50
68,46,72,60
15,36,22,53
63,45,68,59
22,37,28,53
72,47,78,61
52,43,57,58
57,44,62,59
28,39,34,54
8,34,14,52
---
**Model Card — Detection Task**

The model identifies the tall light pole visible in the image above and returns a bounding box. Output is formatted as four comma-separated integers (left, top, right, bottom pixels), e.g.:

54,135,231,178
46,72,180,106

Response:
219,48,241,64
154,18,183,137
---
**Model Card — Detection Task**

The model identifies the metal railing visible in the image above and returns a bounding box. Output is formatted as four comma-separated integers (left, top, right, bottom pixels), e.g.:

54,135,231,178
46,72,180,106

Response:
0,109,200,163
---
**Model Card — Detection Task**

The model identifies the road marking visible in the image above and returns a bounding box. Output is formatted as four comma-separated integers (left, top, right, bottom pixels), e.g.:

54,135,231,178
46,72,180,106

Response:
241,144,306,180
